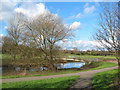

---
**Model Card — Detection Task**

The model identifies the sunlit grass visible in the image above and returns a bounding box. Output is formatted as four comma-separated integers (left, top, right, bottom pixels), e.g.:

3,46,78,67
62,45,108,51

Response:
2,75,80,88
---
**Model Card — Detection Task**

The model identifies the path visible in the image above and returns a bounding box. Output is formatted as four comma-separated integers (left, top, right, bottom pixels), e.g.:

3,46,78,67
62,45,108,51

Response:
2,66,118,84
68,66,118,89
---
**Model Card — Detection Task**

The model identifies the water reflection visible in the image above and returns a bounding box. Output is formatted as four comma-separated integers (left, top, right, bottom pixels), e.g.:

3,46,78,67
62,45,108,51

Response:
57,62,85,69
29,67,47,71
1,62,85,72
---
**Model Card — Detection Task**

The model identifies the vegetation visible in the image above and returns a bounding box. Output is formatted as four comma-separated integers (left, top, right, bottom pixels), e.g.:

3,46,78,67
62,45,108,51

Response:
93,3,120,87
1,62,117,79
85,62,117,71
64,49,116,56
92,69,118,89
2,75,80,88
64,54,116,60
2,11,73,73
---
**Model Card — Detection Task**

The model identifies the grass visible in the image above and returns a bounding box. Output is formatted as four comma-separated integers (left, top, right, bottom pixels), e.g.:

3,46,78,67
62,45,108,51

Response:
2,54,13,59
1,70,79,79
1,62,117,79
84,62,117,71
2,53,116,60
64,54,116,60
2,54,21,60
92,69,118,90
2,75,80,88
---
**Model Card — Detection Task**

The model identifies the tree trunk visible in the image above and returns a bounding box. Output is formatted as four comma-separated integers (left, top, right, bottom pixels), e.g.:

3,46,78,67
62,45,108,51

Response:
23,67,27,76
48,60,56,71
118,61,120,83
13,53,16,61
49,45,57,71
117,52,120,89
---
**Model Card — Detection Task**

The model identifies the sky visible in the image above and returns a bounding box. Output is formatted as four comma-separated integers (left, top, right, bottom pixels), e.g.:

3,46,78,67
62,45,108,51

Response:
0,0,119,51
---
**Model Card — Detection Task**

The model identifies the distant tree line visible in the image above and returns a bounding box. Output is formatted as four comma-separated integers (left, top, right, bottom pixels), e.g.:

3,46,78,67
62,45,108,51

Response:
63,49,116,56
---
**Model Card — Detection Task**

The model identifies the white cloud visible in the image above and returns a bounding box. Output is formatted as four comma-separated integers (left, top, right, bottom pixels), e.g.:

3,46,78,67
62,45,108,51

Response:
1,0,19,22
69,21,81,30
69,13,82,19
0,34,3,41
4,26,8,29
84,6,96,14
0,34,3,37
56,39,107,51
1,1,50,24
75,13,82,18
15,3,49,18
62,39,68,42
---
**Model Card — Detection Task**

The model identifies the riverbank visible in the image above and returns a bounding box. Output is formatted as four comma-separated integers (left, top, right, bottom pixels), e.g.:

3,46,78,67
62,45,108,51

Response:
2,66,118,89
1,62,117,79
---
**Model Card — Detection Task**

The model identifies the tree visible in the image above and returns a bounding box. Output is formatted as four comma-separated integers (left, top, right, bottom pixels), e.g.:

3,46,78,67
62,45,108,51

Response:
94,2,120,88
7,13,25,60
24,12,72,71
2,36,14,55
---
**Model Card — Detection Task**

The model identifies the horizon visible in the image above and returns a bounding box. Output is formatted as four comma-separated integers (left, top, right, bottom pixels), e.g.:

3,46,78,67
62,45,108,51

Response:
0,1,119,51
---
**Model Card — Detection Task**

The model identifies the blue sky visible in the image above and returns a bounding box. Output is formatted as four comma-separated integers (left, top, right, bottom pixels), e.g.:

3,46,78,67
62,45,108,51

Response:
45,2,99,41
0,1,117,51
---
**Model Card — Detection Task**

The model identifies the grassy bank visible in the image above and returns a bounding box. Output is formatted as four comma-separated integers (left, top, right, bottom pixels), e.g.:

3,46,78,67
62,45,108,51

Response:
92,69,118,89
1,62,117,79
84,62,117,71
2,75,80,88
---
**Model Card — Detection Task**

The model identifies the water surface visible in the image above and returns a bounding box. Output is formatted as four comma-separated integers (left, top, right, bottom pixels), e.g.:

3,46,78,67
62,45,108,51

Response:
57,62,85,69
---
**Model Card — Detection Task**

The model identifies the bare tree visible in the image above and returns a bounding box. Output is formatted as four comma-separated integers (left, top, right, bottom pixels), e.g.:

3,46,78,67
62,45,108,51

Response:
94,2,120,87
25,12,72,71
7,13,25,60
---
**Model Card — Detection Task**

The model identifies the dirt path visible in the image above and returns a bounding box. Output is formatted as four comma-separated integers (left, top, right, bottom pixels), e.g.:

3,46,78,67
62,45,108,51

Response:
2,66,118,84
68,73,94,90
68,66,118,89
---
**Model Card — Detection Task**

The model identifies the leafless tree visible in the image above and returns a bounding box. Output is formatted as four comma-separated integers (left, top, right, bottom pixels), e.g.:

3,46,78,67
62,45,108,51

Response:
94,2,120,87
25,12,72,71
7,13,25,60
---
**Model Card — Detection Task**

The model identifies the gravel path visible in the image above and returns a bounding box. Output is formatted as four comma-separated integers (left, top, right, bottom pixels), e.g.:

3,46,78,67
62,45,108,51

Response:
2,66,118,84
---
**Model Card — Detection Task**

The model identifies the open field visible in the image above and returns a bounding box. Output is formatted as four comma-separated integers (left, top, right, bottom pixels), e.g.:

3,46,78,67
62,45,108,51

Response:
1,62,117,79
92,69,118,89
1,54,116,60
2,75,80,88
64,54,116,60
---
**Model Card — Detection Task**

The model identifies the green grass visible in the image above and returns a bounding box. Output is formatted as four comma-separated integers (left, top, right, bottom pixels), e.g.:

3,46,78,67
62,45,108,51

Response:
1,70,79,79
64,54,116,60
92,69,118,90
2,75,80,88
1,53,116,60
1,62,117,79
84,62,117,71
2,54,12,59
2,54,21,60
